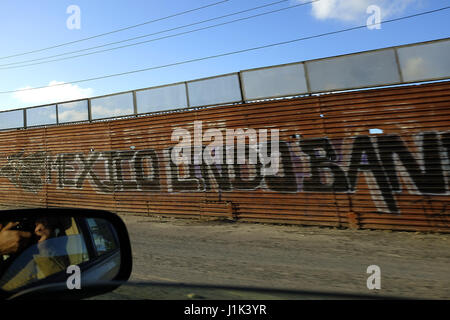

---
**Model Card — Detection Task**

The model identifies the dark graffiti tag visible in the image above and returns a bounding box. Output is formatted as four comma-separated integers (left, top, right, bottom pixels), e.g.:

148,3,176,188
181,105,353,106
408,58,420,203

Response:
0,132,449,214
0,151,47,193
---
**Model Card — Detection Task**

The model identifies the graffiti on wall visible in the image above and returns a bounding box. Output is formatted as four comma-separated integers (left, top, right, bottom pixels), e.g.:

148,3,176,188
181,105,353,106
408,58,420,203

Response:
1,131,449,214
0,151,47,193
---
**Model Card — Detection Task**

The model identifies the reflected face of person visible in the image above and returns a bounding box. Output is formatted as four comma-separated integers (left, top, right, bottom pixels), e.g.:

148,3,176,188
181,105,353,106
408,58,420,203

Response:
34,220,53,243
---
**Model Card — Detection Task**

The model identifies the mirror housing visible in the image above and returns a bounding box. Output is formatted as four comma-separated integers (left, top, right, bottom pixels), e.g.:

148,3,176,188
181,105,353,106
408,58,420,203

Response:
0,208,132,300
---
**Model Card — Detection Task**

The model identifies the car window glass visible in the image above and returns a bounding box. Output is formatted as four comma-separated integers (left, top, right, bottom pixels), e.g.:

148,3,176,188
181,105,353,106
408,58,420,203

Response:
86,218,118,256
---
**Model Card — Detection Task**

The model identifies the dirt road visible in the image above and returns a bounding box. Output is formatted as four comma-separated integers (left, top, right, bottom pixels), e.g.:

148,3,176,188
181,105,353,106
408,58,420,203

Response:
121,215,450,299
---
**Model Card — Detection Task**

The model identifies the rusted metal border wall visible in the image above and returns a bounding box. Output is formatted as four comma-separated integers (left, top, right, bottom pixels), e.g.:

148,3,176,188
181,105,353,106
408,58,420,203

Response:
0,81,449,232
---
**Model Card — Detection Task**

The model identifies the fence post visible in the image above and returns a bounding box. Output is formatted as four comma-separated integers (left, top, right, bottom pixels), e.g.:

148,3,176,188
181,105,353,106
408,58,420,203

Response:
55,105,59,125
87,99,92,122
23,109,27,128
237,71,246,103
132,91,138,116
184,82,191,107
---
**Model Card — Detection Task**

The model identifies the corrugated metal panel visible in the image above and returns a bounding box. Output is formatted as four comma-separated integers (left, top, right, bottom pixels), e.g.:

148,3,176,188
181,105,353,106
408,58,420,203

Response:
0,81,449,232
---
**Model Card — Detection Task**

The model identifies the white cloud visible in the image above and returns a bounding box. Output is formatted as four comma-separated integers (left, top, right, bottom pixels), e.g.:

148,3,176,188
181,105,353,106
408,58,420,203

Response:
12,81,94,106
401,56,431,81
91,105,133,118
58,109,88,122
301,0,420,22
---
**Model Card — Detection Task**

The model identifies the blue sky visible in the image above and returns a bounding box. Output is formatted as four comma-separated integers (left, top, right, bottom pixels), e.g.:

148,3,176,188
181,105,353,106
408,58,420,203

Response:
0,0,448,111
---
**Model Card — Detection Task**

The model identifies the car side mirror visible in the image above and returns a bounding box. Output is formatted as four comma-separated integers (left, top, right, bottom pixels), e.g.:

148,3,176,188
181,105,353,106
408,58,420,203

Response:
0,208,132,300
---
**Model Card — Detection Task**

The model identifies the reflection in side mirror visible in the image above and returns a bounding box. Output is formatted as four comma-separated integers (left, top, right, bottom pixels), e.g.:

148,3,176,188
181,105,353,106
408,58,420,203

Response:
0,209,132,298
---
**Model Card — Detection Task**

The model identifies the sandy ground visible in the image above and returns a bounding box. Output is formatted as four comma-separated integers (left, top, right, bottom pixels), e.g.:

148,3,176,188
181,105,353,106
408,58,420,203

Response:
120,214,450,299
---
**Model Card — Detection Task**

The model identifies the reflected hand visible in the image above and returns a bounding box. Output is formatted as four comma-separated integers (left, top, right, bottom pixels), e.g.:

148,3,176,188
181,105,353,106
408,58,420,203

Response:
0,222,32,255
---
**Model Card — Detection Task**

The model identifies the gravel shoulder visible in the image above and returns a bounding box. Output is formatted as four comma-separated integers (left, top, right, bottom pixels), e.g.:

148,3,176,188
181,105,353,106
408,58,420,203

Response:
121,215,450,299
